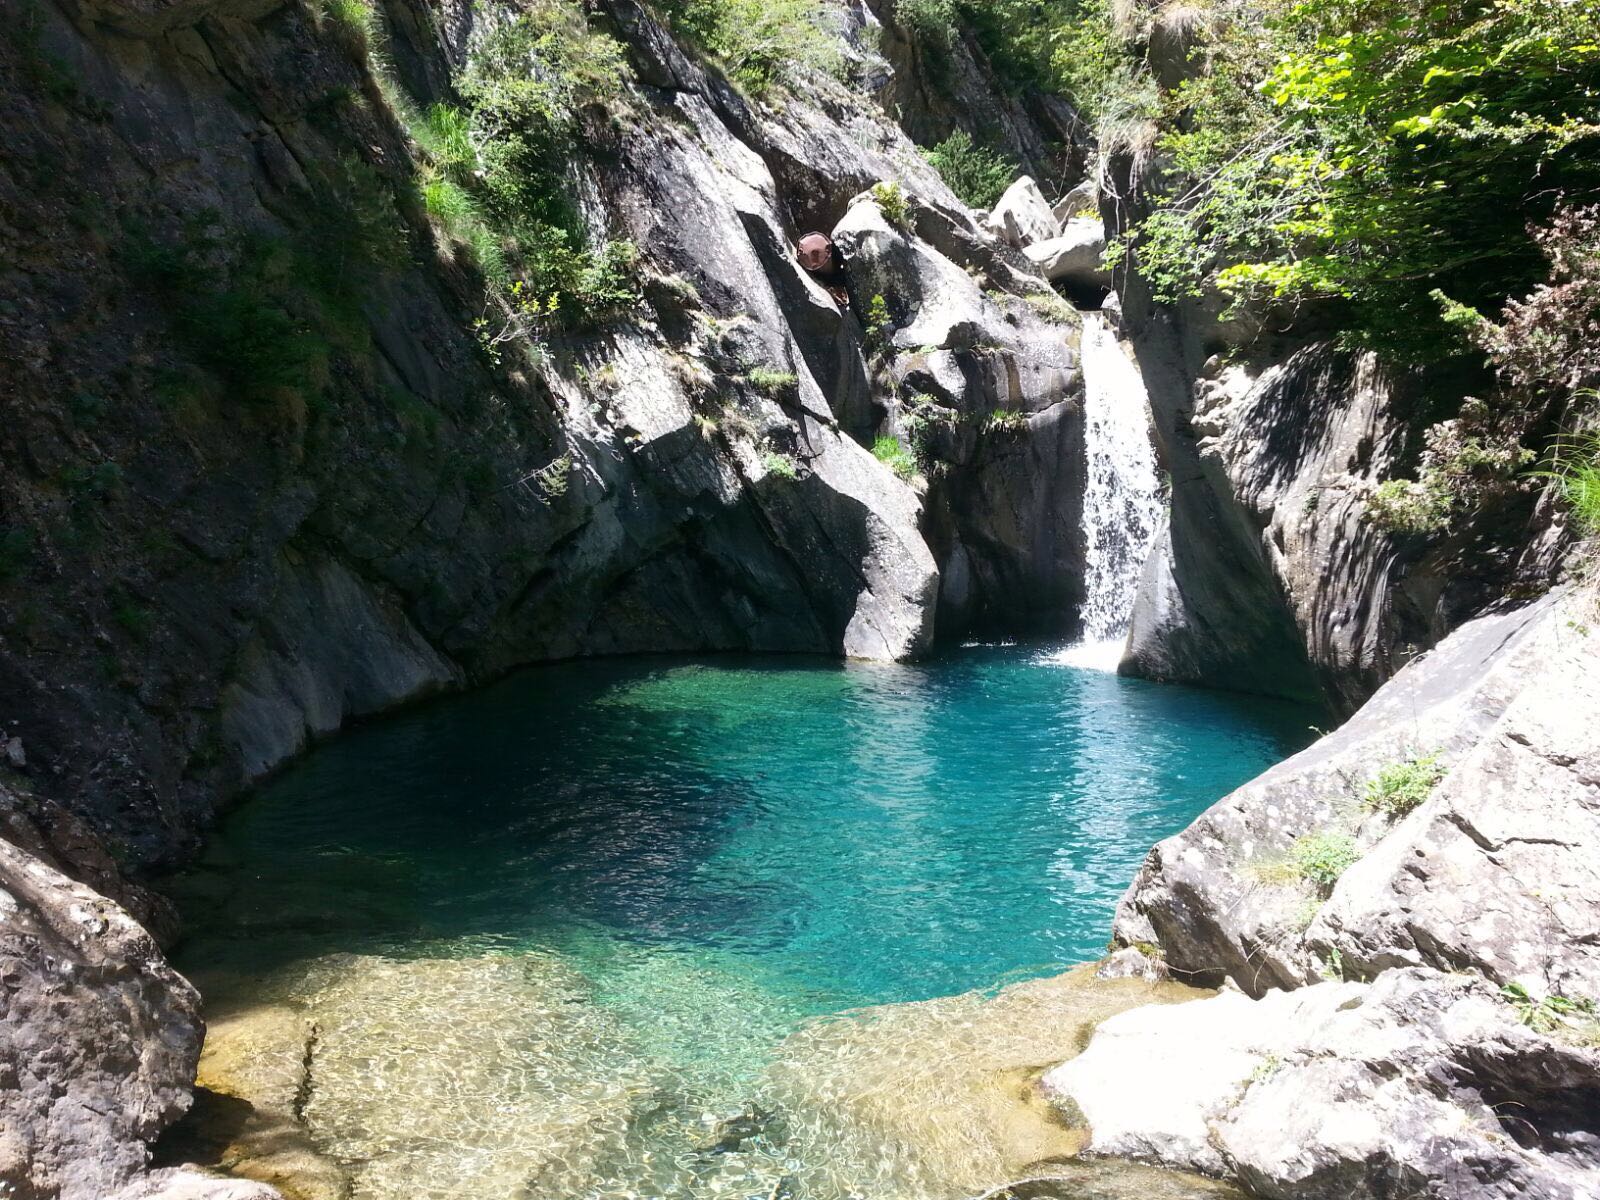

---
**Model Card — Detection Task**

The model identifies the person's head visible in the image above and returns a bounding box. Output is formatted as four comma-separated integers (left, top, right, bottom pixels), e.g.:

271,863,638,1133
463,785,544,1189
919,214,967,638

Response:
797,232,834,274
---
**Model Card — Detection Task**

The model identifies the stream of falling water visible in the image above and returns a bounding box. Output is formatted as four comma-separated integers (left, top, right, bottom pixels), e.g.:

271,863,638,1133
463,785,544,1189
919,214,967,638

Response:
1047,312,1163,671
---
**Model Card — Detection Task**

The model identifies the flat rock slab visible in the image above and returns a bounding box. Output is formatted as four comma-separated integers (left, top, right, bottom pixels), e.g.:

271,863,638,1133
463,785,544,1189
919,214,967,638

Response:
1046,967,1600,1200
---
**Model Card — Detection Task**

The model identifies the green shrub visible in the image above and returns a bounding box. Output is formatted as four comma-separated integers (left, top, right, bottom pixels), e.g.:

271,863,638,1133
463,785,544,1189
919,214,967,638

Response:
1366,478,1452,536
657,0,842,96
984,408,1028,433
920,130,1016,209
1023,287,1077,325
1289,831,1361,894
315,0,377,54
761,450,799,480
113,597,155,641
413,104,476,179
873,435,917,481
1542,432,1600,537
747,368,799,396
897,0,957,47
1363,753,1446,818
1123,0,1600,359
871,181,909,230
446,3,640,324
1502,981,1600,1037
863,293,893,351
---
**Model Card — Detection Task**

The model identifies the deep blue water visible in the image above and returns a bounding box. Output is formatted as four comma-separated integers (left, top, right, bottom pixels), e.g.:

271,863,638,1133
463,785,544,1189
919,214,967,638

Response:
179,646,1316,1012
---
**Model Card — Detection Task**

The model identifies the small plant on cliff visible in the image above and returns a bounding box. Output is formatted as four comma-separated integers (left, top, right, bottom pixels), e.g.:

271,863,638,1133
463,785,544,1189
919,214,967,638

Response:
1023,288,1077,325
1362,753,1446,818
920,130,1016,210
761,450,799,480
315,0,378,56
1289,831,1361,895
1501,981,1600,1038
747,368,799,397
984,409,1028,434
871,181,910,231
896,0,957,47
863,293,893,352
0,528,35,584
873,435,917,482
1540,430,1600,539
656,0,842,96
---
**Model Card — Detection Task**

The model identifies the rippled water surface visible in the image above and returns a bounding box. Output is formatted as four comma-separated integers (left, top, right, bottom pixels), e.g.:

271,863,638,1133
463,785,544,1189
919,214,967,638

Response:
172,647,1317,1199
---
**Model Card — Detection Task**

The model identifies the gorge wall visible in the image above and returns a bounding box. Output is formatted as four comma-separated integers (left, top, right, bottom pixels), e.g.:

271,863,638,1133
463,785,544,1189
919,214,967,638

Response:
0,0,1092,871
3,0,1595,1198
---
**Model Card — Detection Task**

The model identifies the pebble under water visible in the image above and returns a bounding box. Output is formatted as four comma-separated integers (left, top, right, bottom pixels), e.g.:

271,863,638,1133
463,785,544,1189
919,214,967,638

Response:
171,646,1319,1200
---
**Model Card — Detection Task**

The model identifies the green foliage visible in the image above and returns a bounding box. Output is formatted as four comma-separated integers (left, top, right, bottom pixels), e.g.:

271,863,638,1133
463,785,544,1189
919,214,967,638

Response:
125,154,401,411
315,0,378,54
1501,981,1599,1036
428,3,639,325
871,181,910,229
0,528,35,584
1023,287,1078,324
1550,440,1600,537
747,368,799,396
1366,400,1537,536
413,104,476,178
873,434,918,481
920,130,1017,209
761,450,799,480
422,172,509,284
657,0,842,95
1129,0,1600,358
898,0,958,47
112,596,155,641
1363,753,1446,817
863,293,894,351
1366,477,1452,536
10,2,82,106
984,408,1029,433
1288,830,1361,894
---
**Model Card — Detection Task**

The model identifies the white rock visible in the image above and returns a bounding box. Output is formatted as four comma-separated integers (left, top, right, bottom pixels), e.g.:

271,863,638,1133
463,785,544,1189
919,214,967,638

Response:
983,175,1059,248
1023,218,1108,286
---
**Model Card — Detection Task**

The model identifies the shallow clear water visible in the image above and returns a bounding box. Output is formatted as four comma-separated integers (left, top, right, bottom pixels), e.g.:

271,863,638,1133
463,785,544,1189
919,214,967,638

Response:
172,646,1317,1199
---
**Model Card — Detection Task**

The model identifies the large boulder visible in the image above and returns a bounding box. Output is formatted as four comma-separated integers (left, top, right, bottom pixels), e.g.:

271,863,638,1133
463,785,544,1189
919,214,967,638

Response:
0,828,203,1200
983,175,1060,249
1112,590,1600,1000
1046,968,1600,1200
1024,218,1109,288
832,191,1090,638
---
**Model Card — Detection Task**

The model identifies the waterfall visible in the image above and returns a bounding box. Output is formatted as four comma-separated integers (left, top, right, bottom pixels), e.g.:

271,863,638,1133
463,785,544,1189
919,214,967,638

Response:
1053,312,1163,669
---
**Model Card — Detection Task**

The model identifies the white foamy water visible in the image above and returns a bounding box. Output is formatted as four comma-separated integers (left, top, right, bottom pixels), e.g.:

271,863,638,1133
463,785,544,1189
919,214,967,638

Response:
1049,311,1162,669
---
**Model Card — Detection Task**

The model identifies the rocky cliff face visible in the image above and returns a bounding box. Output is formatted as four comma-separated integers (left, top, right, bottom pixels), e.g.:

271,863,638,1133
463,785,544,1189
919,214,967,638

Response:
1046,588,1600,1198
1112,260,1569,716
0,1,1109,1194
0,0,1090,869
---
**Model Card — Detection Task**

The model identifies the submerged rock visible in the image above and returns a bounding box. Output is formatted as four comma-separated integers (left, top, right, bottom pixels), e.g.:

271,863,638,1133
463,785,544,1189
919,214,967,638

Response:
764,964,1227,1199
184,952,665,1200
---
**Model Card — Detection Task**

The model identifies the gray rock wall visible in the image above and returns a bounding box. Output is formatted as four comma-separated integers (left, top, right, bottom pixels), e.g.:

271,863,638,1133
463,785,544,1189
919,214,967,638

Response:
0,0,1087,860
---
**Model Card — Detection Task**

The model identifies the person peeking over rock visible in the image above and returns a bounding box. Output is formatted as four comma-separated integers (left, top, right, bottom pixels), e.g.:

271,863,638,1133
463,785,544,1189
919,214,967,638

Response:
796,232,851,309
